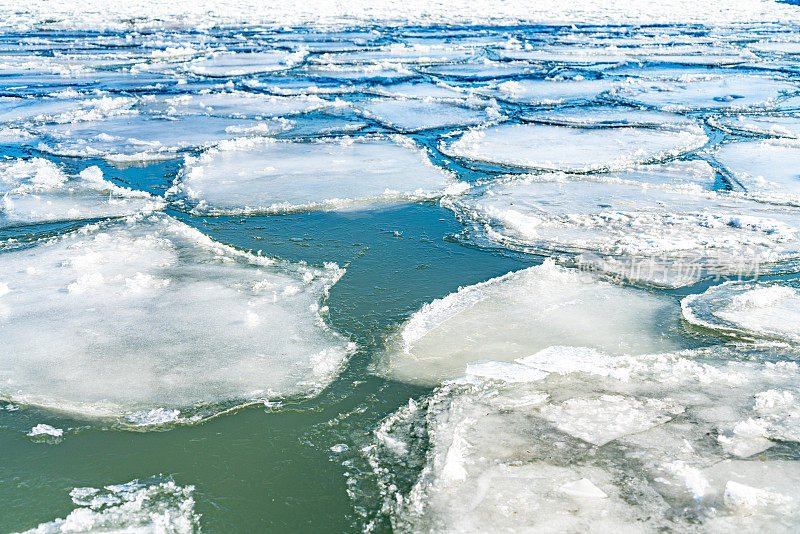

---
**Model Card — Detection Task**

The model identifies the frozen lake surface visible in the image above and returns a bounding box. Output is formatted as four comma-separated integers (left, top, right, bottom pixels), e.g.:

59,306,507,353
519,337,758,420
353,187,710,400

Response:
1,1,800,532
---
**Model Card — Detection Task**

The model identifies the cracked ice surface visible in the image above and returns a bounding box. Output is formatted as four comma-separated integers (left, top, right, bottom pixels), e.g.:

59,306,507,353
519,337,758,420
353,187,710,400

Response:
168,135,466,215
440,123,707,172
372,345,800,533
0,214,353,420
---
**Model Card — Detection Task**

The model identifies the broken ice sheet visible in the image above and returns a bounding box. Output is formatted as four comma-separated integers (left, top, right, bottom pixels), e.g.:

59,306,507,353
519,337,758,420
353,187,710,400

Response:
34,114,292,162
476,78,619,105
136,91,338,119
357,98,498,132
168,135,466,215
440,123,707,172
0,158,164,227
186,50,306,77
378,260,683,385
714,139,800,204
520,104,699,129
373,345,800,532
445,173,800,286
682,280,800,344
0,213,353,421
0,94,137,125
610,76,797,111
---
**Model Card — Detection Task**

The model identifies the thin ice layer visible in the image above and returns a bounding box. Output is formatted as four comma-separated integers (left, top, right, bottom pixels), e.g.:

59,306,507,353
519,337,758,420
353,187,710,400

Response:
477,78,618,105
0,214,353,419
357,99,497,132
682,281,800,343
373,345,800,532
379,260,681,385
440,123,707,172
168,135,465,215
0,158,163,227
446,174,800,286
186,51,305,76
34,114,291,161
19,478,198,533
137,91,336,119
610,76,797,111
714,140,800,204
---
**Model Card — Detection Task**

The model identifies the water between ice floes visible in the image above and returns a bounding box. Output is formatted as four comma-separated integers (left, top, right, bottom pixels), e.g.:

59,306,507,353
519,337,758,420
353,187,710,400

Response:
2,12,800,534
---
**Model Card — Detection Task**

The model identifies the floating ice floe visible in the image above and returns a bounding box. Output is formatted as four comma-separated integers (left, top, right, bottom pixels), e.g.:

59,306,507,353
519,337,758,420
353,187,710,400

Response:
444,173,800,286
682,280,800,343
493,47,629,65
419,61,537,80
0,213,353,420
749,41,800,56
709,114,800,138
373,345,800,532
27,423,63,437
365,82,466,101
137,91,337,119
610,76,797,111
20,478,199,533
168,135,466,215
0,95,137,125
186,50,306,77
34,114,291,162
521,104,698,128
310,44,479,65
357,99,498,132
0,158,164,227
477,78,619,105
379,260,682,385
714,139,800,204
440,123,707,172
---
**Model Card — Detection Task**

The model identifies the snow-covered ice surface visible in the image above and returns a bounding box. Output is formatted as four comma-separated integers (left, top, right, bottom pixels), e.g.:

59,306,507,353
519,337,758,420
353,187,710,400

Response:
4,2,800,532
441,123,707,172
371,344,800,533
379,260,683,385
19,477,199,533
682,280,800,343
0,214,353,421
168,136,465,214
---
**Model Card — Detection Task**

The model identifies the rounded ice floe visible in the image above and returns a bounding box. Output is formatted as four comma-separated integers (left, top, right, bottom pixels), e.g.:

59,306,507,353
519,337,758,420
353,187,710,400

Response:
365,82,467,101
379,260,682,385
168,135,466,215
137,91,337,119
21,477,199,533
0,213,353,420
440,123,707,172
356,98,499,132
682,280,800,343
34,114,292,162
714,140,800,204
610,76,797,111
0,158,164,227
476,78,618,105
0,94,137,125
521,105,698,129
186,50,306,77
709,114,800,139
310,44,478,65
445,173,800,286
371,345,800,532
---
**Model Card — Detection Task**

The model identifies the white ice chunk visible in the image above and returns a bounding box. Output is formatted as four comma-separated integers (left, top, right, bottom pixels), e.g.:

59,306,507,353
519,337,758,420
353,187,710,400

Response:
168,135,464,215
0,158,164,226
611,76,796,111
710,114,800,139
21,478,198,533
0,214,353,419
714,140,800,204
446,174,800,286
139,91,335,119
521,105,698,129
682,280,800,343
27,424,63,437
379,260,681,385
440,123,707,172
187,51,305,77
477,78,619,105
357,99,496,132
